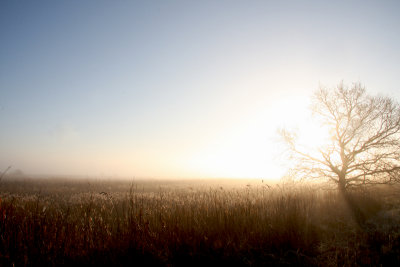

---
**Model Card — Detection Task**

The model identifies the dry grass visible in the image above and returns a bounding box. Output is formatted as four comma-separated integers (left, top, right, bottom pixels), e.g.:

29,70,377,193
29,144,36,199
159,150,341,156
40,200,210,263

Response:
0,178,399,266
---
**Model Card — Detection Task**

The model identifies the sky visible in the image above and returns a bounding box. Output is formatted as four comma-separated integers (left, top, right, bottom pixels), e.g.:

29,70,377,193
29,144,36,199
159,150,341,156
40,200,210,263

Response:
1,0,400,179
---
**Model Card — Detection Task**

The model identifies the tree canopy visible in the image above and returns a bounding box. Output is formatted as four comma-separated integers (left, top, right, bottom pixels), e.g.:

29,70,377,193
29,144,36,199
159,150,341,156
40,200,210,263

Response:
281,83,400,192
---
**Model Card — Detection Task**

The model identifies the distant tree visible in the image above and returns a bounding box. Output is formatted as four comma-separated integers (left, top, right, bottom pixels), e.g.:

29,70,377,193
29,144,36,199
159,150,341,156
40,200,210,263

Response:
0,166,11,183
280,82,400,192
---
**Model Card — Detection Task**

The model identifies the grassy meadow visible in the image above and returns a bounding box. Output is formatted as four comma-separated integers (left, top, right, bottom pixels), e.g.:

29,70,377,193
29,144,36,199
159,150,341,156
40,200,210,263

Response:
0,177,400,266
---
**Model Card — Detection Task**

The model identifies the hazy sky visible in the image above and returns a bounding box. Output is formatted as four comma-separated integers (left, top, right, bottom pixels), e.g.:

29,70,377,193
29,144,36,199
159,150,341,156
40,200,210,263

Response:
1,0,400,179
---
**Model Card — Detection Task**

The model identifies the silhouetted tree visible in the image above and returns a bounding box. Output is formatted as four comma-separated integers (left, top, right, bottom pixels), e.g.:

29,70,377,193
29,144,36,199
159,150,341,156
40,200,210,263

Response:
281,82,400,192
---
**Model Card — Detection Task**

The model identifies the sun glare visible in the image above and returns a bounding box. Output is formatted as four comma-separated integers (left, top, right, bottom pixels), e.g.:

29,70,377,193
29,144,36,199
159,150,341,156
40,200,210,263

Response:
184,95,332,180
276,96,331,147
296,118,330,151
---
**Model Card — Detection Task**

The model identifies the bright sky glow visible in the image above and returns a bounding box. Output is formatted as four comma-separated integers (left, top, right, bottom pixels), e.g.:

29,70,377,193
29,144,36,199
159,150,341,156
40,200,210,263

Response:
1,1,400,179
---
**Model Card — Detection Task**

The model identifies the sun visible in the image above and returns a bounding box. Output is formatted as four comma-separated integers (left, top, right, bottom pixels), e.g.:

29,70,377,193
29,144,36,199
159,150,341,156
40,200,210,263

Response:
296,118,331,151
183,95,332,180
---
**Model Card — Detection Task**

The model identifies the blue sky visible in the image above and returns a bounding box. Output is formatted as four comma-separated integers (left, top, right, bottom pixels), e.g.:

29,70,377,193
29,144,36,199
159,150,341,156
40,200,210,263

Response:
1,0,400,178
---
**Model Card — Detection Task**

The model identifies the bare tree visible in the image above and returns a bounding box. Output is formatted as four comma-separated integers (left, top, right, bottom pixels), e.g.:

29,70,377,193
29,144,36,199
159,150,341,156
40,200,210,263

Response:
280,82,400,192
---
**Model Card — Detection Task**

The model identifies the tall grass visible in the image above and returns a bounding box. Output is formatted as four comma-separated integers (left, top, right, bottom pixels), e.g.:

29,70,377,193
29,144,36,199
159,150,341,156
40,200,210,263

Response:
0,179,399,266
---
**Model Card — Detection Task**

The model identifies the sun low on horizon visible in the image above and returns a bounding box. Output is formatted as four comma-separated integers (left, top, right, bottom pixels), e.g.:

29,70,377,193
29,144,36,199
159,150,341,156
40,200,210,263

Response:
1,1,400,180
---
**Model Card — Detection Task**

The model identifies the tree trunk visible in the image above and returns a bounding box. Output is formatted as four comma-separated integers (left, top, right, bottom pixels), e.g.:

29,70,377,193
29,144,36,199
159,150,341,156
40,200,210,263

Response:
338,174,346,194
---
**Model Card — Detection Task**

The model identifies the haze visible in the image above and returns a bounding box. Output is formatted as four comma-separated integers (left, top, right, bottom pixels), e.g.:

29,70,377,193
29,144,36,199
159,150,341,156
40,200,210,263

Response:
1,0,400,179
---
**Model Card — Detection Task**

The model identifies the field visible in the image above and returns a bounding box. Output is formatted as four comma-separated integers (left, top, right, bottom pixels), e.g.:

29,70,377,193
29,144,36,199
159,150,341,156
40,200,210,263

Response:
0,178,400,266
